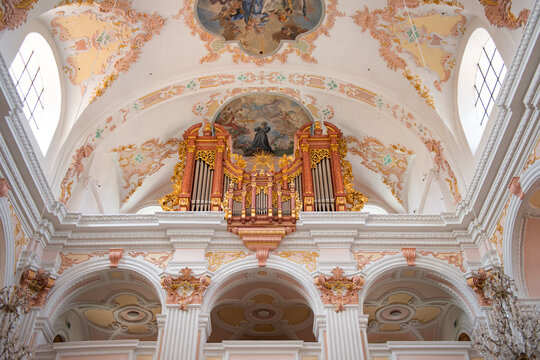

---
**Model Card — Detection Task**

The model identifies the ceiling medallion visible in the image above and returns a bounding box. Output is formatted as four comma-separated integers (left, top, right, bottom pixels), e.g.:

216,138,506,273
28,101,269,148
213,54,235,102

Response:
195,0,324,57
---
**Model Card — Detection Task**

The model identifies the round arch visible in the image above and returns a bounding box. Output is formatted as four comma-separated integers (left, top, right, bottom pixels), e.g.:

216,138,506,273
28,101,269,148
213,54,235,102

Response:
42,256,165,323
504,161,540,296
360,255,482,320
201,255,324,316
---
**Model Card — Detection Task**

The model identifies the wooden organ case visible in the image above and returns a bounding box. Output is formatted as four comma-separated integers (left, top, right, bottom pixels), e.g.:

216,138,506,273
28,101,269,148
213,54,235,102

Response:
160,121,367,265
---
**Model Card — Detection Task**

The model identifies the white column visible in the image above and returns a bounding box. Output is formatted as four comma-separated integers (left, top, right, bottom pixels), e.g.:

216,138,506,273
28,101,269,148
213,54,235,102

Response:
17,308,39,346
326,307,368,360
159,306,201,360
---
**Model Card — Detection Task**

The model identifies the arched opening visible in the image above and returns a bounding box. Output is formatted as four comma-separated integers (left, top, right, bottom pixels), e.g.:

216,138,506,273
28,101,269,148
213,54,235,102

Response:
363,267,473,343
457,27,506,155
51,268,161,341
8,32,61,155
207,268,316,342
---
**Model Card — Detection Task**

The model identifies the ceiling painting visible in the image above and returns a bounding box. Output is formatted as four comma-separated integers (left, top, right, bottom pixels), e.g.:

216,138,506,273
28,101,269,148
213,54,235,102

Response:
214,93,312,159
50,0,165,101
112,137,181,203
0,0,39,31
352,0,467,108
195,0,324,57
479,0,530,29
176,0,342,64
346,136,414,205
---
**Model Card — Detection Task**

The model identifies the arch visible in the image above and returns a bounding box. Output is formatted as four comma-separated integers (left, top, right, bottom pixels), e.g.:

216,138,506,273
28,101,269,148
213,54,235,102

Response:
504,161,540,296
360,255,482,320
0,197,16,286
201,256,324,316
42,256,165,324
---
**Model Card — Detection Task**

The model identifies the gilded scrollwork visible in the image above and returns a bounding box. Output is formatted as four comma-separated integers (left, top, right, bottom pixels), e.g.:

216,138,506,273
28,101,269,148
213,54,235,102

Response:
338,139,368,211
310,149,330,168
195,150,216,169
159,140,188,211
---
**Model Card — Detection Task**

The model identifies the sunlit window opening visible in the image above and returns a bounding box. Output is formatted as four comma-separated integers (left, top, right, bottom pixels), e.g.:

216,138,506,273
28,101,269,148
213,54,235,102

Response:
474,38,507,126
8,32,61,154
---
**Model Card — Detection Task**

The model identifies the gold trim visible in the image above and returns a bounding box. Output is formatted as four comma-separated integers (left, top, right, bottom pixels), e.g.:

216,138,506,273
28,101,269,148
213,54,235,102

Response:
159,140,188,211
338,139,368,211
310,149,330,168
195,150,216,170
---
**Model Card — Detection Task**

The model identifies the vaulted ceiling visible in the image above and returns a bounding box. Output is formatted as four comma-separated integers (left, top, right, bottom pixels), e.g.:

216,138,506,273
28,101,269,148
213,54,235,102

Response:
0,0,533,214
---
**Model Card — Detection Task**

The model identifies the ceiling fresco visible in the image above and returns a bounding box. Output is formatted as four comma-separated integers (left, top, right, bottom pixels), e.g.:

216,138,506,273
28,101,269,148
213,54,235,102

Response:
195,0,324,56
177,0,342,64
214,93,312,157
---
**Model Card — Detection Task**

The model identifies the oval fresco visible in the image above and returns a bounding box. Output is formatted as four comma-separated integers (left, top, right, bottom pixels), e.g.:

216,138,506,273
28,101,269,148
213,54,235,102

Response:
214,93,312,158
196,0,324,56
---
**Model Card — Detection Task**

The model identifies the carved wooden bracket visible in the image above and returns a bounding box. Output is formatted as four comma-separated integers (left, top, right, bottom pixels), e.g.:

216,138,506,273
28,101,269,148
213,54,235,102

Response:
108,249,124,268
20,269,55,307
401,248,416,266
467,268,491,306
161,267,210,310
314,267,364,312
0,178,9,197
234,227,292,266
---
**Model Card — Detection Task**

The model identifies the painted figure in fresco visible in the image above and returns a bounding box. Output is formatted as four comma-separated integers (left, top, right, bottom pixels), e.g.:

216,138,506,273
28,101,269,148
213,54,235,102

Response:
247,122,273,155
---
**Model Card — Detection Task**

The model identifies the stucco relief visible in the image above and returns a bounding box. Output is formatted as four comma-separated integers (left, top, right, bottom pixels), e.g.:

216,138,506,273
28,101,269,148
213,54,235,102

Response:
0,0,39,31
352,251,399,270
50,0,165,101
112,138,182,203
346,136,413,204
206,251,251,272
479,0,530,29
161,267,211,310
387,104,461,204
274,251,318,272
58,252,107,274
20,269,55,307
418,250,465,272
352,0,466,108
175,0,343,65
314,267,364,312
128,251,174,270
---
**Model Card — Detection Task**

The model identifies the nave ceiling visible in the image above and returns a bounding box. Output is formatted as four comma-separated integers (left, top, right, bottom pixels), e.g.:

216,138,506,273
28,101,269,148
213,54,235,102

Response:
0,0,533,215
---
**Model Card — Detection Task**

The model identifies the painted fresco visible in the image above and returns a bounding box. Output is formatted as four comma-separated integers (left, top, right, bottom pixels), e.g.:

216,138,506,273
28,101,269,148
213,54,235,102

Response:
196,0,324,56
214,93,312,157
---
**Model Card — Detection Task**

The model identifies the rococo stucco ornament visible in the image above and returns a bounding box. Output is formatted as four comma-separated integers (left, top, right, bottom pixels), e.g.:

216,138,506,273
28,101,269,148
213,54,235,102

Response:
161,267,211,310
314,267,364,312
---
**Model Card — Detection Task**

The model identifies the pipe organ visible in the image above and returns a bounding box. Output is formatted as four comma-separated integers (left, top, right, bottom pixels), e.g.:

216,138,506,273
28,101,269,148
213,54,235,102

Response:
160,121,367,217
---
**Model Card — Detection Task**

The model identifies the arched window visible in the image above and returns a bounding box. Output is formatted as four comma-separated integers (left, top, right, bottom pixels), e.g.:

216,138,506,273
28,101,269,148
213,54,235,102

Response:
458,28,507,154
474,37,507,126
8,32,61,154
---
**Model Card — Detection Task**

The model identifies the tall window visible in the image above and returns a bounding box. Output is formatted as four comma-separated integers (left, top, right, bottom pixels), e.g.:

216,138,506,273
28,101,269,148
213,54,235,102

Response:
8,33,61,154
474,38,507,126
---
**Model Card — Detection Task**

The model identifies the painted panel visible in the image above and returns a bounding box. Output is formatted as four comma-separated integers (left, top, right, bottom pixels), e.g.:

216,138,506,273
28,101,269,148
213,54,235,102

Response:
196,0,324,56
214,93,311,158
